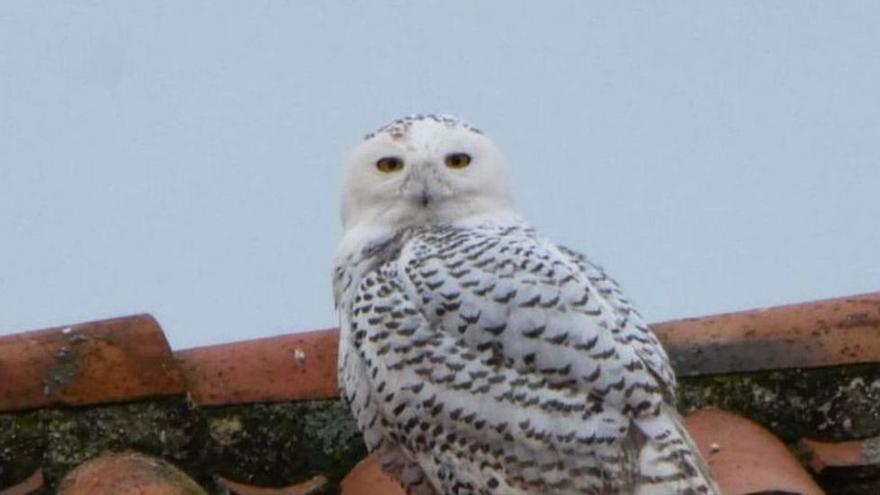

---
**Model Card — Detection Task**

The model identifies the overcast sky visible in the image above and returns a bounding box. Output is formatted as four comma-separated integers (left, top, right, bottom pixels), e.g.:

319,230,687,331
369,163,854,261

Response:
1,1,878,349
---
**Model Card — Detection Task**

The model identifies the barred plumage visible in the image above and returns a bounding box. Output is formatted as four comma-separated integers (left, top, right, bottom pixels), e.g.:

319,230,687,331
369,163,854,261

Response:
334,115,719,494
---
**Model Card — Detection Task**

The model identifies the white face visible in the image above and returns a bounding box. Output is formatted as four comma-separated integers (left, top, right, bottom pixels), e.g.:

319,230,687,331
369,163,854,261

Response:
341,116,514,231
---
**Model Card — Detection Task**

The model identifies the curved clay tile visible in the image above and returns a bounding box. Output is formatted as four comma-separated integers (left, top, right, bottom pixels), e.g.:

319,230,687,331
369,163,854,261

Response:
56,452,206,495
0,315,185,412
216,474,330,495
656,291,880,376
686,409,825,495
338,409,828,495
175,329,339,405
801,435,880,474
340,455,405,495
0,470,42,495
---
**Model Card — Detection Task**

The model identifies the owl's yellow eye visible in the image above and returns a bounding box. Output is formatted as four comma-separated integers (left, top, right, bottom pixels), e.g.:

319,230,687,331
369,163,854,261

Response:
445,153,472,169
376,157,404,173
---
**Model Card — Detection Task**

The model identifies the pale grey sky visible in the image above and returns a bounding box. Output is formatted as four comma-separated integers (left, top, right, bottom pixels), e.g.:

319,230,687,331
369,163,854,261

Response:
1,2,878,349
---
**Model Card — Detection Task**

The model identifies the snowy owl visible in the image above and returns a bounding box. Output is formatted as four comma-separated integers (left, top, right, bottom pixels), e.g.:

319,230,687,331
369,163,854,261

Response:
333,114,719,495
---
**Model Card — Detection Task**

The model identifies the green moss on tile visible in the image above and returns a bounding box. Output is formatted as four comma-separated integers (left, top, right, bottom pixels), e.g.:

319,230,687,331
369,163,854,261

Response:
40,397,199,487
679,364,880,442
4,362,880,494
0,410,45,487
202,400,365,493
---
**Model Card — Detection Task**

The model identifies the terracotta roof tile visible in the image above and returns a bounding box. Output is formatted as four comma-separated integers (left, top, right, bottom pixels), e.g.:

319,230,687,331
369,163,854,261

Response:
0,470,42,495
656,291,880,376
0,315,185,413
56,452,207,495
216,474,329,495
175,329,338,406
171,291,880,405
2,291,878,493
800,436,880,473
2,292,877,408
340,455,404,495
685,409,825,495
339,411,830,495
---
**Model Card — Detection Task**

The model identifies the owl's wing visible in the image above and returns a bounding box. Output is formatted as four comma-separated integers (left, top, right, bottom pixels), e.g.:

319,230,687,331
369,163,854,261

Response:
390,225,716,494
340,262,643,494
398,226,673,415
555,245,678,402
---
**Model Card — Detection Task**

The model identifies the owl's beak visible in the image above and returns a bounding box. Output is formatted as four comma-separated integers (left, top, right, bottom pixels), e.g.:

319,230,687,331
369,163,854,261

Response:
412,162,435,207
419,186,431,207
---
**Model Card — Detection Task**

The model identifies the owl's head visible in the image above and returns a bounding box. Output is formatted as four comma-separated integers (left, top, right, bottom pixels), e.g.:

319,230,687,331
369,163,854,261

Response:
341,114,515,232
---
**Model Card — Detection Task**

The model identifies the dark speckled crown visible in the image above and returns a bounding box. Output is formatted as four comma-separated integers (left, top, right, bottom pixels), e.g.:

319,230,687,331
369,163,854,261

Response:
364,113,482,141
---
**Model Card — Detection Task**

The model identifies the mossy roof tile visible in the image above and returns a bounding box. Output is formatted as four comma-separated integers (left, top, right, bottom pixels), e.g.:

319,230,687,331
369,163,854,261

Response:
0,315,185,413
2,292,877,410
1,291,879,494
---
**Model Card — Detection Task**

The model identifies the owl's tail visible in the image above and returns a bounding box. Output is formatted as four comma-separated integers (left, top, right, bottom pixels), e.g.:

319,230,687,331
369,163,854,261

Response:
633,405,721,495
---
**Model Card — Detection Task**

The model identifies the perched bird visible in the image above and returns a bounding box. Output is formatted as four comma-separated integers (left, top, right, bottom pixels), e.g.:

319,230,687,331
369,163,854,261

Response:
333,114,719,495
